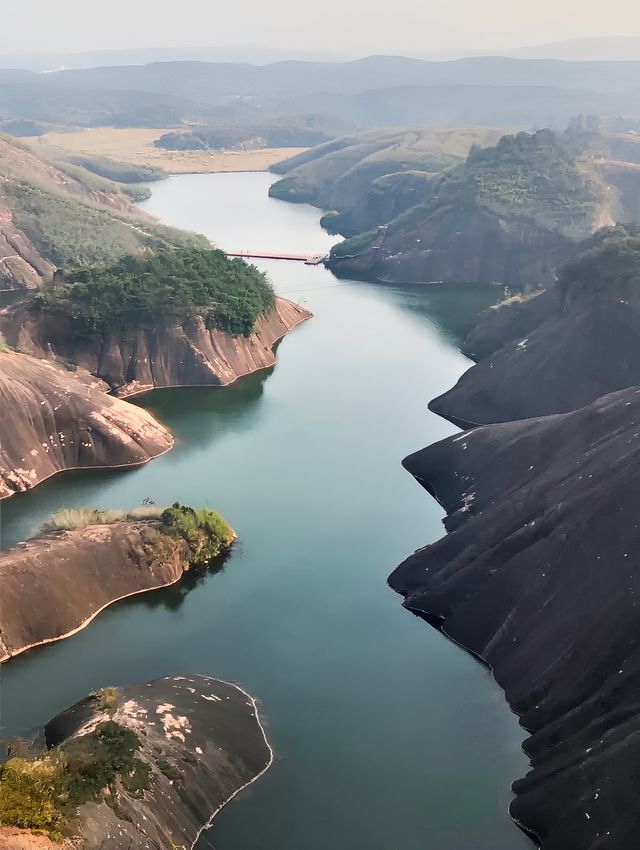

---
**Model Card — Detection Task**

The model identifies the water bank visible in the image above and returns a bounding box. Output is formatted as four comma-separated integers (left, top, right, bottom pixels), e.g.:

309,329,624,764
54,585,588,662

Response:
0,171,531,850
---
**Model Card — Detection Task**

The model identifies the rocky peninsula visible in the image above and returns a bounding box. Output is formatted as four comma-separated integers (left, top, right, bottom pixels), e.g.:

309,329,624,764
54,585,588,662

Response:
431,226,640,426
0,675,272,849
0,350,173,499
0,504,234,661
1,295,310,397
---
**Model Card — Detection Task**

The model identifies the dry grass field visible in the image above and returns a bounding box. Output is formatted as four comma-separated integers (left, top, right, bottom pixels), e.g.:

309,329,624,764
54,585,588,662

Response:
27,128,307,174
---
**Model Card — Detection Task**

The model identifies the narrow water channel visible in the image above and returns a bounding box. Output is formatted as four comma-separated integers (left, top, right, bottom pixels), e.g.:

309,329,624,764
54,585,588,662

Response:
0,172,531,850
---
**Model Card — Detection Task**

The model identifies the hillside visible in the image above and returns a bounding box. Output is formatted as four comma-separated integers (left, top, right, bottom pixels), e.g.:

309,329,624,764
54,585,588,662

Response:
4,56,640,133
392,386,640,849
390,229,640,848
269,126,504,224
329,129,610,286
0,135,206,289
430,224,640,424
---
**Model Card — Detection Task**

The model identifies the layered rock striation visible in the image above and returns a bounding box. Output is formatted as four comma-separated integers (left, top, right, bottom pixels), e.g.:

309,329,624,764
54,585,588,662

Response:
0,521,193,661
391,387,640,849
1,297,310,397
0,350,173,499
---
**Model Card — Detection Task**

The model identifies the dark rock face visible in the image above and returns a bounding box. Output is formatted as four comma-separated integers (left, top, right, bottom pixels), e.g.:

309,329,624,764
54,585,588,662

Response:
391,387,640,849
1,297,310,397
431,273,640,426
460,288,557,362
0,521,191,661
45,675,272,850
330,204,575,286
0,350,173,499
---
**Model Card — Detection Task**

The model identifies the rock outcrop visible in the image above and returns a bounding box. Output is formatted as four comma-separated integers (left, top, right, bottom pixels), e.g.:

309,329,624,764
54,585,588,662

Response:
8,676,272,850
329,203,576,287
0,521,194,661
392,226,640,847
430,227,640,426
1,297,311,397
0,351,173,499
391,386,640,849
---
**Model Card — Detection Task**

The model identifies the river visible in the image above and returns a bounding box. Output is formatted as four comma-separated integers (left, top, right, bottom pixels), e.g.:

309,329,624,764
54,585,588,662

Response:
0,172,532,850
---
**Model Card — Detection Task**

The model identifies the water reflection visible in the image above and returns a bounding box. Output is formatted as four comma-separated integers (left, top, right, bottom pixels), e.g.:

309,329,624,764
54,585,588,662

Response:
125,548,233,613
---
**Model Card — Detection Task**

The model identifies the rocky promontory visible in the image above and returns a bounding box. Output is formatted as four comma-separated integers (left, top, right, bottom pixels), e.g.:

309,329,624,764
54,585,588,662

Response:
1,675,272,849
391,386,640,849
431,224,640,425
391,225,640,847
0,505,234,661
0,350,173,499
1,296,310,397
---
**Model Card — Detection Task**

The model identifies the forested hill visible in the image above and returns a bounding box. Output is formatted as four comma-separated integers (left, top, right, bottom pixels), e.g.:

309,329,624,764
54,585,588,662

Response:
0,134,205,289
326,129,640,286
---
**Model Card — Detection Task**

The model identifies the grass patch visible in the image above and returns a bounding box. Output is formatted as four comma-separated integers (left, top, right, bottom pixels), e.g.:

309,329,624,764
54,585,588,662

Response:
0,758,62,835
95,687,120,718
42,508,126,532
0,721,149,837
0,332,12,353
39,503,233,564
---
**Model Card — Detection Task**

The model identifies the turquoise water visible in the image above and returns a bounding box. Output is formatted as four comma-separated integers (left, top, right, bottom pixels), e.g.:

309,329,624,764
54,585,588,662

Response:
0,172,531,849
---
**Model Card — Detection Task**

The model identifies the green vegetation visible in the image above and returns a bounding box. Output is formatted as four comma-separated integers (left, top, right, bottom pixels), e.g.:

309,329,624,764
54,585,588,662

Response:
155,131,208,151
154,115,347,152
0,758,62,835
330,230,378,259
557,223,640,300
40,503,234,564
160,503,234,563
270,126,504,208
33,248,275,337
156,759,182,783
0,332,11,352
4,180,207,269
95,686,120,718
427,130,602,237
59,722,148,806
0,721,148,838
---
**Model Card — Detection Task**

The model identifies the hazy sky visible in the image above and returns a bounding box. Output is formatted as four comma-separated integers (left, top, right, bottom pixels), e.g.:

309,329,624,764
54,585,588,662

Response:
3,0,640,56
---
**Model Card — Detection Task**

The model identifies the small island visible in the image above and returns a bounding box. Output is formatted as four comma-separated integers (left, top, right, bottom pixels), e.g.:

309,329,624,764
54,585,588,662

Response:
0,675,272,849
0,503,235,662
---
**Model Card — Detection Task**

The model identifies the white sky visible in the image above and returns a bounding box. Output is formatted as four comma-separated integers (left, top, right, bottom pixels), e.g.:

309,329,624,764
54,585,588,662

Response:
3,0,640,56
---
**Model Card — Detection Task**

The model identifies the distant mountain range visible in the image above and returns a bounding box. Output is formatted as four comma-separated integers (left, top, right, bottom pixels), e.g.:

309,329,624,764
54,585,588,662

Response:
2,51,640,134
1,37,639,72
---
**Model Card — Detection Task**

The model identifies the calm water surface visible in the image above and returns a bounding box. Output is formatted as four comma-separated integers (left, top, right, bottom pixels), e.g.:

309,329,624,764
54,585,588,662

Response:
0,173,531,849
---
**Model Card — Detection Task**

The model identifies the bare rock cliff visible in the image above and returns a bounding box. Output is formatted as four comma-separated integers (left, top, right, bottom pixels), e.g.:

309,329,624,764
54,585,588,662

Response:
2,297,311,396
0,350,173,499
0,522,191,662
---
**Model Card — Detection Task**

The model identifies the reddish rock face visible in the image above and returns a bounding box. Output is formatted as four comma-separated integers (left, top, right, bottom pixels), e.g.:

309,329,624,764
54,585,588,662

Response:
1,297,311,397
0,350,174,499
0,521,191,662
